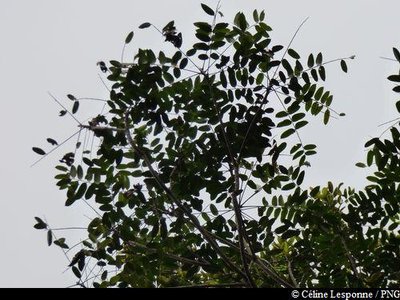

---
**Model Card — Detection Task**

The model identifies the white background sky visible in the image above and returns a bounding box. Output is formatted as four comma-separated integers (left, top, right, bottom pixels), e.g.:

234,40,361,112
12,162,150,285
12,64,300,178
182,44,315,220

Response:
1,0,400,287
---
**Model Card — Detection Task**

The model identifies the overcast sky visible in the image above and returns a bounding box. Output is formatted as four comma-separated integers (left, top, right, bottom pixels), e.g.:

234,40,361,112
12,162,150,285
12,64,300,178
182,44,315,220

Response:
1,0,400,287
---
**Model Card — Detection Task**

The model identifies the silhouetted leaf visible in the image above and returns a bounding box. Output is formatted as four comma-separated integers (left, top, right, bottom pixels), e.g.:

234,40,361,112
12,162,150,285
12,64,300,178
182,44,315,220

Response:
72,266,81,279
54,238,69,249
288,48,300,59
307,54,314,68
316,52,323,65
201,3,214,16
323,110,330,125
72,101,79,114
47,138,58,146
33,217,47,229
139,22,151,29
47,230,53,246
388,75,400,82
281,128,295,139
393,47,400,62
340,60,347,73
125,31,134,44
32,147,46,155
67,94,76,101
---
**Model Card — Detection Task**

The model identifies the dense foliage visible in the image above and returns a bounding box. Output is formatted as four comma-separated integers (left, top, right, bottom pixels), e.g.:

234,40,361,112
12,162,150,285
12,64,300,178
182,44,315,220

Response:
33,3,399,288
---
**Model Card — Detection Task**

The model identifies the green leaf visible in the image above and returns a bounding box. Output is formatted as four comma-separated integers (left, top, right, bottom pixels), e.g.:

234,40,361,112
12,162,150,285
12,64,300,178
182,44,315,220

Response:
296,171,305,185
72,101,79,114
54,238,69,249
275,224,288,234
355,162,366,168
139,22,151,29
201,3,215,16
187,49,196,56
253,9,259,23
47,230,53,246
393,86,400,93
323,109,330,125
47,138,58,146
316,52,323,65
234,12,247,31
179,58,188,69
277,119,292,128
77,165,83,179
163,72,174,84
387,75,400,82
256,73,264,85
32,147,46,155
340,60,347,73
314,87,324,100
318,66,326,81
259,10,265,21
34,217,47,230
310,69,318,81
282,182,296,191
75,183,87,200
393,47,400,62
396,101,400,113
125,31,134,44
101,271,108,281
307,54,314,68
281,128,295,139
67,94,76,101
210,204,218,216
310,186,320,197
288,49,300,59
72,266,82,279
281,229,300,239
295,120,308,129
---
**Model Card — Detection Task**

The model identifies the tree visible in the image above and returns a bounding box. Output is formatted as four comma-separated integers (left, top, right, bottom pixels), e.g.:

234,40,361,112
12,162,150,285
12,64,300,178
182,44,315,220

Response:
33,3,399,288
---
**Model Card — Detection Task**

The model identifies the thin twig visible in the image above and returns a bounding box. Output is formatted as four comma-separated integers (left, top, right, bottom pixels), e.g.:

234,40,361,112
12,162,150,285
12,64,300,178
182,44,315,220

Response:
30,129,81,167
48,92,81,125
272,17,310,80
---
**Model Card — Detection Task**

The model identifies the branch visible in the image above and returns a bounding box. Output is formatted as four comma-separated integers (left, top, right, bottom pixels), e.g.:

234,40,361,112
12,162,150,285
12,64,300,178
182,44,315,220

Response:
231,166,257,287
206,76,256,287
339,233,361,281
207,230,294,288
48,92,82,125
123,107,249,283
79,124,125,132
271,17,310,80
286,258,299,288
126,241,211,267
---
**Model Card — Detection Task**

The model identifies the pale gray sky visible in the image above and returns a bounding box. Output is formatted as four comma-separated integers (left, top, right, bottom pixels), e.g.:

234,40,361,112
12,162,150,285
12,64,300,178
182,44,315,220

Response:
1,0,400,287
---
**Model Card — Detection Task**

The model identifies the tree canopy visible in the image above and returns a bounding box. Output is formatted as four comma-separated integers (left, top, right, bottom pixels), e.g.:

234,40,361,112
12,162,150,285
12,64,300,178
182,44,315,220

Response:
33,3,399,288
